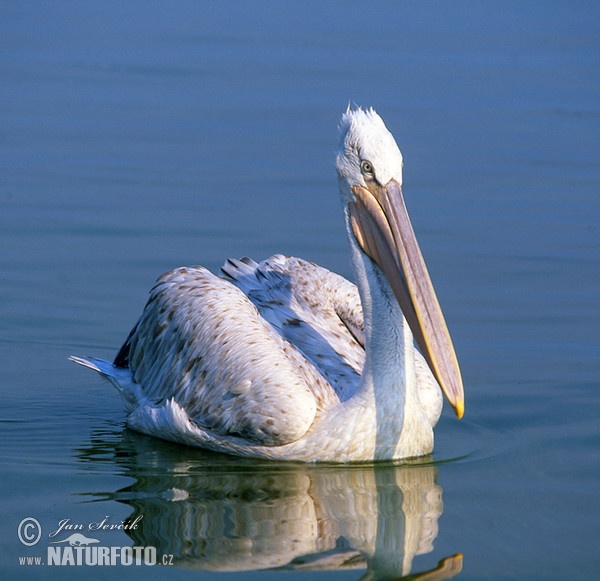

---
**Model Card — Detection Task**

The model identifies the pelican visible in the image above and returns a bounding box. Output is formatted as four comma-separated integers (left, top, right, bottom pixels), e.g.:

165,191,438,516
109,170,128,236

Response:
71,107,464,462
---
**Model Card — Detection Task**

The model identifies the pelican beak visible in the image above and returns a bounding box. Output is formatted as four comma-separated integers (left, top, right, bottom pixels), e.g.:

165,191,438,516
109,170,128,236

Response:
348,180,464,418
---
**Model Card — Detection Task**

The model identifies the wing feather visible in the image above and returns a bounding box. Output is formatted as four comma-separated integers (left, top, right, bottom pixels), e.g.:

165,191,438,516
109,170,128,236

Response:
221,255,366,400
122,266,329,446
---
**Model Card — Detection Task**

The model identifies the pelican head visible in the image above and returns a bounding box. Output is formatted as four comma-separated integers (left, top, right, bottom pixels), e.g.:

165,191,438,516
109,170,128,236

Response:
336,107,464,418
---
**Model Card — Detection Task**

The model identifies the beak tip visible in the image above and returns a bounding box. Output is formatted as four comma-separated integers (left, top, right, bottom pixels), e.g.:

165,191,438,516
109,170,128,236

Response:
454,399,465,419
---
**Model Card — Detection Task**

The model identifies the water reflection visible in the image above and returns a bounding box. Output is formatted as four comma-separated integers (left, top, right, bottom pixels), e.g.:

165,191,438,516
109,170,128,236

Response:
77,429,462,579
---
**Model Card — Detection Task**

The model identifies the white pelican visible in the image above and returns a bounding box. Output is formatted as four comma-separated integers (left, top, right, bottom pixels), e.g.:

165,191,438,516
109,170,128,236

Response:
71,107,464,462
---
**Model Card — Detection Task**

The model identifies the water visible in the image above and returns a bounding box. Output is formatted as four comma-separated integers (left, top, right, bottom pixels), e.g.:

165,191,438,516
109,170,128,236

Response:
1,1,599,579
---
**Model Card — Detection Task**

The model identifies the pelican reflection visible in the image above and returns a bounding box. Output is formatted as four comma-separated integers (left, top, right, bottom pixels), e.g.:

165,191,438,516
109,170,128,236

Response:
78,429,462,579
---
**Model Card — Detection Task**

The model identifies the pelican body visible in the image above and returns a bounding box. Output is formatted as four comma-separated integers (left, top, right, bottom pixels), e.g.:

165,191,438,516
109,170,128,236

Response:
72,107,464,462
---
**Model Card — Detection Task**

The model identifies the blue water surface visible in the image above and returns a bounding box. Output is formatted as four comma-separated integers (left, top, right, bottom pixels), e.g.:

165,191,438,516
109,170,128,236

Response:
1,2,599,579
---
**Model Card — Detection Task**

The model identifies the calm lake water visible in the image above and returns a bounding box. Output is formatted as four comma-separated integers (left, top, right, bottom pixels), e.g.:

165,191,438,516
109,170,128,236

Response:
1,2,599,579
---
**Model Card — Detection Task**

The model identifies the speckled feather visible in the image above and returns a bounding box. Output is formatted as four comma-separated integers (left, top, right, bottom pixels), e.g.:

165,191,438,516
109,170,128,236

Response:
221,255,366,400
122,262,342,447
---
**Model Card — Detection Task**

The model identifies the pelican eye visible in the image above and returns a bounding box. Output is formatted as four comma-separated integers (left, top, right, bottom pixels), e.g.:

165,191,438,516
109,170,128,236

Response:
360,160,374,177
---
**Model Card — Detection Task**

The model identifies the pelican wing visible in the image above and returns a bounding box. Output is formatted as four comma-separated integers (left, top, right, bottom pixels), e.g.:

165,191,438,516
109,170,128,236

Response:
221,255,366,400
118,266,335,446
